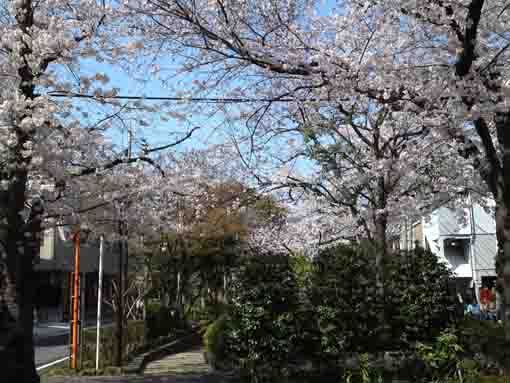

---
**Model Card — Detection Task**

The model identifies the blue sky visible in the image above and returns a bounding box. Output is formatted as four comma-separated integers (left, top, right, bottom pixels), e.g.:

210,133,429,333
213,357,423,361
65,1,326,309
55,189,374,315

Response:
72,56,228,156
54,0,343,176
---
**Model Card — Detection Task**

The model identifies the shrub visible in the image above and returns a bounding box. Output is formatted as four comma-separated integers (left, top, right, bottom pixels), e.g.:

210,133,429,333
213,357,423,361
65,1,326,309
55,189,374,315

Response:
386,247,456,345
145,302,188,340
224,253,301,381
188,301,230,323
309,243,455,356
416,328,464,380
458,318,510,374
81,320,145,368
204,314,229,369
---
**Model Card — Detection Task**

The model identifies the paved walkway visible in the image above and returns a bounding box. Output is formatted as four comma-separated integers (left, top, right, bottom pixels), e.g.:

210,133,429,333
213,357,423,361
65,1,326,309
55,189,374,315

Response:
46,376,223,383
46,345,229,383
143,345,211,376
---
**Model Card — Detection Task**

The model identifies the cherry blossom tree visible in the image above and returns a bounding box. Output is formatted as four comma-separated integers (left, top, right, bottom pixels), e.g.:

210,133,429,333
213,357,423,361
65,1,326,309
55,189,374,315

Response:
0,0,203,379
125,0,510,319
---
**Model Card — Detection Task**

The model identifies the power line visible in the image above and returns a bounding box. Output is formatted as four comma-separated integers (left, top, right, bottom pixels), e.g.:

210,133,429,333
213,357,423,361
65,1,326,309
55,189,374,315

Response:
46,91,320,104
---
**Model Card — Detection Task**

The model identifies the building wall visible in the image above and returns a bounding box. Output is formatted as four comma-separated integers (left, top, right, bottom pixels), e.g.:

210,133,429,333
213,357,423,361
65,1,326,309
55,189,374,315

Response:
35,227,120,322
420,202,497,279
36,227,121,275
399,221,424,251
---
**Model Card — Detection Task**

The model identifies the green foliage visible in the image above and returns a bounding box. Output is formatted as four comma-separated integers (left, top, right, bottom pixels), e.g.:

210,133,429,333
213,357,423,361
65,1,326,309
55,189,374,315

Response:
204,244,456,381
187,301,230,323
223,254,301,381
458,318,510,374
204,314,230,368
416,328,463,379
310,243,455,355
386,247,455,345
45,365,122,378
145,302,188,340
459,358,482,383
479,377,510,383
290,253,313,291
81,320,145,368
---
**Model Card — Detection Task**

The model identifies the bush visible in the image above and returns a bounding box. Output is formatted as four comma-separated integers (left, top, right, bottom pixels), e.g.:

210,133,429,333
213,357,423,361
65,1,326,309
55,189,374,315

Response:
387,247,456,345
146,302,188,340
223,253,301,381
81,320,145,368
204,314,229,369
416,328,464,380
458,318,510,374
310,243,455,356
188,301,230,323
210,244,455,381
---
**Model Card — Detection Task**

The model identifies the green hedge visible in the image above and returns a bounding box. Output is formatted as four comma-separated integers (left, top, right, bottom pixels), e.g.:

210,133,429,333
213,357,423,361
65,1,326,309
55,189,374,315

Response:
206,245,456,381
458,318,510,374
146,302,189,340
310,244,454,356
203,314,229,369
222,254,302,381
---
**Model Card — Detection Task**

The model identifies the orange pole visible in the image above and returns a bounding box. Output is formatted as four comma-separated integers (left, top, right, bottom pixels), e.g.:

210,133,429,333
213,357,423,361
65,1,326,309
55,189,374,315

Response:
71,230,81,369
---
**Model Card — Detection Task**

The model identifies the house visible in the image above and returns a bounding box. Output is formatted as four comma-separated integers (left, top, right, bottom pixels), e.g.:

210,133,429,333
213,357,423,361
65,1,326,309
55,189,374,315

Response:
398,199,497,303
34,226,121,322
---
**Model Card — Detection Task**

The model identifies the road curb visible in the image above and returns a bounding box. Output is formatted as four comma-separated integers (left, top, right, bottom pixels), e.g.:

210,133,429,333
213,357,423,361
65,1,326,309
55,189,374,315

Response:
36,356,70,372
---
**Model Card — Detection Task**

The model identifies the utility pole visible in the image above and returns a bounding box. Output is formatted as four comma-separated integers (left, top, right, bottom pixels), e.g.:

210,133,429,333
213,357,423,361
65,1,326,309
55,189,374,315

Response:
114,200,129,366
115,211,124,366
95,235,104,372
468,192,480,303
71,226,81,370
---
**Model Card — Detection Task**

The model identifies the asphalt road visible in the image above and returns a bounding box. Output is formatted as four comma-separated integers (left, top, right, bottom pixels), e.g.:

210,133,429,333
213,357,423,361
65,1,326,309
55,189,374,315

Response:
34,320,112,369
35,332,70,368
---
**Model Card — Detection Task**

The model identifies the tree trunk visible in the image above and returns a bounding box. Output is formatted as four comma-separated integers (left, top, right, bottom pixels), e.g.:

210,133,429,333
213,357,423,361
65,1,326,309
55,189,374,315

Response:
0,187,42,383
495,111,510,323
495,203,510,321
0,1,41,379
201,274,208,310
374,215,387,297
375,216,390,346
374,173,388,299
223,270,228,303
176,270,182,316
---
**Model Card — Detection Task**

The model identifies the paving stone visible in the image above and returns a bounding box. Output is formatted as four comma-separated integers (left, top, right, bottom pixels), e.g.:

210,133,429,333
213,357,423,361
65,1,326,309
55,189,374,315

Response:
143,346,211,376
45,345,228,383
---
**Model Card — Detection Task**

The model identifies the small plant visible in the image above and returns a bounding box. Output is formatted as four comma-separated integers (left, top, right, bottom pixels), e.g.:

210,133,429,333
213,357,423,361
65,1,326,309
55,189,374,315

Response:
416,328,463,381
459,358,481,383
343,368,353,383
360,353,370,383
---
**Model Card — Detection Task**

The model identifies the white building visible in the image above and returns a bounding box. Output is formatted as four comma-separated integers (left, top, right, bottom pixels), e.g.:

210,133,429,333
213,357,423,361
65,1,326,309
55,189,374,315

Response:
398,199,497,302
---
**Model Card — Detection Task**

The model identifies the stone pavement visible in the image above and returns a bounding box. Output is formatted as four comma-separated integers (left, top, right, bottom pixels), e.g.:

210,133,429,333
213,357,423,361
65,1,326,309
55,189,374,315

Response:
46,345,230,383
46,376,224,383
143,345,211,376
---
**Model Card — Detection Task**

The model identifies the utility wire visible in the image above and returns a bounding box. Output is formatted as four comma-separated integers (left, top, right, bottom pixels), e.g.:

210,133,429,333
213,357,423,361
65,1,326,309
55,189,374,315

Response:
46,91,323,104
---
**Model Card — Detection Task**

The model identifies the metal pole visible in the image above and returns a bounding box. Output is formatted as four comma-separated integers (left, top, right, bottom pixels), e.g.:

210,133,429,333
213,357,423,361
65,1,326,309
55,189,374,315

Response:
71,229,81,369
468,193,480,303
96,235,104,371
79,271,86,368
115,214,124,366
